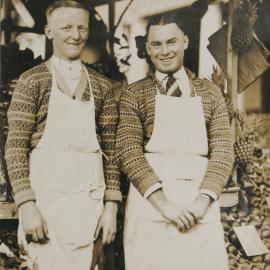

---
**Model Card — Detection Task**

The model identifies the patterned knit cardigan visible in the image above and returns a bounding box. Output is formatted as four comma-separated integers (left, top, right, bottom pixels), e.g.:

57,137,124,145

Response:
116,74,234,197
5,61,121,206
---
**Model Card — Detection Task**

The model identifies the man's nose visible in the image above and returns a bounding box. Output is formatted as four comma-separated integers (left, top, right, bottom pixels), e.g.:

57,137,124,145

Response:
160,44,170,55
70,28,80,39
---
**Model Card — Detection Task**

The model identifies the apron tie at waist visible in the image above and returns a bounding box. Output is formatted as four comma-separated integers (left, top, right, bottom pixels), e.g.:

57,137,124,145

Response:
146,150,208,158
97,149,110,161
145,153,208,184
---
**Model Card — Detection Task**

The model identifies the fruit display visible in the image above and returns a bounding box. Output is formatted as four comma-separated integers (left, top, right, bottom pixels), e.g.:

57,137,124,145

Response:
234,110,261,174
231,0,259,53
222,105,270,269
211,67,269,269
221,148,270,270
234,134,256,171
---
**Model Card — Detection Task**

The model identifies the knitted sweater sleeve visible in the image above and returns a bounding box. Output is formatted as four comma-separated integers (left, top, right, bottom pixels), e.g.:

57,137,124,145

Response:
115,87,160,196
97,79,122,202
200,83,234,197
5,75,38,206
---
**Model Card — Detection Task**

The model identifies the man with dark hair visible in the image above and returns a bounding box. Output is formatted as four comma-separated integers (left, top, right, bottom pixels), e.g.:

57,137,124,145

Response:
5,1,121,269
116,13,233,270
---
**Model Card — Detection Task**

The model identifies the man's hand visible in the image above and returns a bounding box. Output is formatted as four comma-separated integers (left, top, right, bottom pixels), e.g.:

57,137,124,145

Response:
94,202,118,245
159,202,196,232
187,194,211,221
19,201,49,244
147,189,195,232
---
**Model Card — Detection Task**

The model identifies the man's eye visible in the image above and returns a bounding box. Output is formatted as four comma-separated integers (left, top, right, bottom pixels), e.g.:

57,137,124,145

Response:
152,43,161,48
168,40,176,45
62,26,71,31
79,27,88,32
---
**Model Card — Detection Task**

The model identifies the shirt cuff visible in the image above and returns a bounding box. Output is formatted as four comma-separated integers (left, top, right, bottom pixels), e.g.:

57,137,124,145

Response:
143,183,162,199
14,189,36,207
104,189,122,202
199,189,218,201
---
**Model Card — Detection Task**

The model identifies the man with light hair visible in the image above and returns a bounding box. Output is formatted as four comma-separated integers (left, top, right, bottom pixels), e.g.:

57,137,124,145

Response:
5,1,121,269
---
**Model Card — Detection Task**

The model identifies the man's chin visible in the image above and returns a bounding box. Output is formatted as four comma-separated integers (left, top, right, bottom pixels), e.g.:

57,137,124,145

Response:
156,66,179,74
65,52,83,61
68,55,82,61
63,48,84,60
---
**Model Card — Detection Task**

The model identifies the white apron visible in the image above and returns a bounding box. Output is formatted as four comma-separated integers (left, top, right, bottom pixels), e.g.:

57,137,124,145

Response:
18,64,105,270
124,86,229,270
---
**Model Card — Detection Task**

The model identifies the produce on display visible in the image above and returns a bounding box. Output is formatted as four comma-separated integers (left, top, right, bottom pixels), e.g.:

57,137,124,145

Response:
212,68,269,269
231,0,259,53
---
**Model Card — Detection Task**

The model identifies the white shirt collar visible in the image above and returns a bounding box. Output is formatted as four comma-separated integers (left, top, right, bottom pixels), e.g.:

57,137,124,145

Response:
51,55,82,93
155,67,187,83
173,67,188,82
155,67,191,96
155,69,169,82
51,55,82,76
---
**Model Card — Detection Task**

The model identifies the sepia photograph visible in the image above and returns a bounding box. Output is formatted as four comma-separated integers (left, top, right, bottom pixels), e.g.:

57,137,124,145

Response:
0,0,270,269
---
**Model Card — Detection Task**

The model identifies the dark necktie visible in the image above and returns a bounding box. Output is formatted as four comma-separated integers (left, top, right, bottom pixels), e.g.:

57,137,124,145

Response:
165,74,182,97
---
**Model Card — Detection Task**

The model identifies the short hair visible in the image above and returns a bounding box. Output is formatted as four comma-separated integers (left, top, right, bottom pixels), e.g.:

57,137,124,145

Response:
45,0,90,19
146,12,186,39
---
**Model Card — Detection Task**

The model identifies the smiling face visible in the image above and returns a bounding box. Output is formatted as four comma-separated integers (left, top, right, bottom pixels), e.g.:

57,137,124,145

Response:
45,7,89,61
146,23,188,74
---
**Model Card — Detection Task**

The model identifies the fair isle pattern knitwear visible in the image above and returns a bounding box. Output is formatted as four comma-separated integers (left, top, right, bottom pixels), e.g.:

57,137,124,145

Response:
5,61,121,206
116,74,234,198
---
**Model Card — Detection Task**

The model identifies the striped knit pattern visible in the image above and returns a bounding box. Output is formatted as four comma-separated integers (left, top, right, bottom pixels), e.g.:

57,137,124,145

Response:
5,61,121,205
116,74,234,197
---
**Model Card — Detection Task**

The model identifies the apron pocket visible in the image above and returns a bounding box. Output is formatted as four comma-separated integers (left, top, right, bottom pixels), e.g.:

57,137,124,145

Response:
89,183,105,200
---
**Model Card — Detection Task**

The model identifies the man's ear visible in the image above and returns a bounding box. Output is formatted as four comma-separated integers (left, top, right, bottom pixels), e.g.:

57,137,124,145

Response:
183,35,189,50
44,25,53,40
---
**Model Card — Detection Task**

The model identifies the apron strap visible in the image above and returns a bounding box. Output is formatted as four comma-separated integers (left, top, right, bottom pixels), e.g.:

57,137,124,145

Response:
46,59,94,103
82,65,95,106
45,59,52,73
155,85,162,96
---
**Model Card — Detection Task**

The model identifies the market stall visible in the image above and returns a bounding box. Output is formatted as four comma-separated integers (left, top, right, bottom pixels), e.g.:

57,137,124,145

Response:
0,0,270,269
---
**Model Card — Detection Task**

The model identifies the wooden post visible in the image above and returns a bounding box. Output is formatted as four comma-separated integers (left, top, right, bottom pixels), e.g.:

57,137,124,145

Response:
108,0,115,54
227,0,239,194
1,0,12,45
219,0,240,207
226,0,239,134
